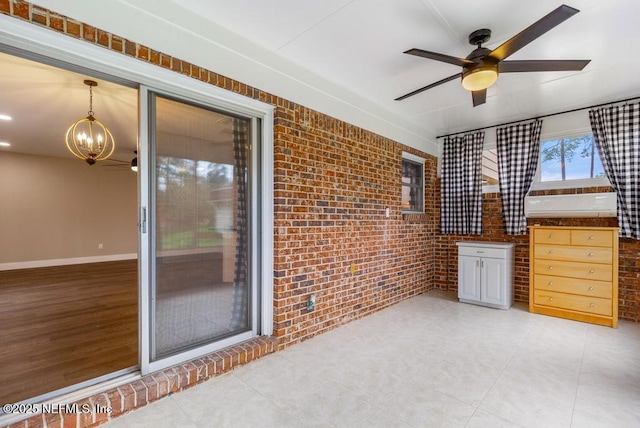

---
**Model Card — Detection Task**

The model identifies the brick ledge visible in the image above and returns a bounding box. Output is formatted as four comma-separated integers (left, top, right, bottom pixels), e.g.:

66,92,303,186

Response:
5,336,278,428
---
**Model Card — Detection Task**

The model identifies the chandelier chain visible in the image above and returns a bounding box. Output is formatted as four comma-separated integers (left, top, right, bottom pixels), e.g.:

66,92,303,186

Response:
88,85,94,116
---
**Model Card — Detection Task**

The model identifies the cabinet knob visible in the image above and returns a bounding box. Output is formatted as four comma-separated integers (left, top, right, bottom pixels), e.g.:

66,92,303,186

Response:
548,234,553,239
589,286,595,291
549,297,554,302
589,303,595,307
548,281,553,286
548,266,554,270
588,252,594,257
589,269,594,274
548,250,554,254
589,236,594,240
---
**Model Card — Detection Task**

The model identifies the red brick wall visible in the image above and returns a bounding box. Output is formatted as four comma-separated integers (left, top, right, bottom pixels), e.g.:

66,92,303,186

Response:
273,106,437,347
434,185,640,322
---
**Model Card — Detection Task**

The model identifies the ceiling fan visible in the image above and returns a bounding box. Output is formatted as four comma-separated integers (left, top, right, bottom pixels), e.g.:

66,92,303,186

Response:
395,4,590,107
100,150,137,171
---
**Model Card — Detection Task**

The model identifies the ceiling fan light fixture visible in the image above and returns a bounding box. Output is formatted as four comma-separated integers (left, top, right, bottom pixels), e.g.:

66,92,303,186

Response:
131,151,138,172
462,65,498,91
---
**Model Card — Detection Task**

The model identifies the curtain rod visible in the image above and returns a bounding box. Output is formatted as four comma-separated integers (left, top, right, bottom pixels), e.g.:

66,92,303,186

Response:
436,94,640,139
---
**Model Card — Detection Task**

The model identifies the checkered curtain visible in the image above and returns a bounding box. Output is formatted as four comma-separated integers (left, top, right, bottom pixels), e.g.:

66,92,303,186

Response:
589,103,640,239
440,132,484,234
496,120,543,235
229,118,249,330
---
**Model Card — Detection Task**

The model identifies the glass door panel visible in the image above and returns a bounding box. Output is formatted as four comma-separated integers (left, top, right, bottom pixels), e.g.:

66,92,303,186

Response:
150,93,251,360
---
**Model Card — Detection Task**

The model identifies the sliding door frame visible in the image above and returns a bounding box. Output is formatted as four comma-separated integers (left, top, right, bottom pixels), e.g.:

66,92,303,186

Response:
1,15,274,379
141,87,264,373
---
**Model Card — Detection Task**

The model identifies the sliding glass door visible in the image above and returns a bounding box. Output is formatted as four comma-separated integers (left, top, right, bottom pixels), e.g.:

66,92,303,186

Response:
147,92,255,362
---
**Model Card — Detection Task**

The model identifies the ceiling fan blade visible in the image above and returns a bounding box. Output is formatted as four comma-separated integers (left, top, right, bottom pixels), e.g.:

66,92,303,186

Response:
489,5,579,62
395,73,461,101
404,48,473,67
472,89,487,107
499,59,590,73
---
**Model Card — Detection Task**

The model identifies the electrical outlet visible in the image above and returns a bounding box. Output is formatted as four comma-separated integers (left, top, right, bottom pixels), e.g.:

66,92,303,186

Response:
98,243,103,250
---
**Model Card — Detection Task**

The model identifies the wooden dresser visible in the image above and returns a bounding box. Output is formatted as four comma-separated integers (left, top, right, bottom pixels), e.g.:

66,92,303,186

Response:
529,226,619,328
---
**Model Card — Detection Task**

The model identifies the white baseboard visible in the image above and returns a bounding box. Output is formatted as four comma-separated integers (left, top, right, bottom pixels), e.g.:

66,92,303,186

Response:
0,253,138,271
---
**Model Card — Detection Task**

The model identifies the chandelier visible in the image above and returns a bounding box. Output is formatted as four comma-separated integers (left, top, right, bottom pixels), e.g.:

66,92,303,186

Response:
65,80,115,165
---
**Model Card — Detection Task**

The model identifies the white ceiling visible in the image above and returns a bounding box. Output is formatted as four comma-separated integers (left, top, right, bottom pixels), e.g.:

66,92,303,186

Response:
5,0,640,156
164,0,639,138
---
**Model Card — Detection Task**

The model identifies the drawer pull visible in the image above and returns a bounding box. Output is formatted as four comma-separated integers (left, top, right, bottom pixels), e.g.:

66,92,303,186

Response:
548,234,553,239
548,266,554,270
549,297,554,302
589,286,595,291
548,250,554,254
588,252,594,257
589,269,594,274
589,303,595,308
548,281,553,286
589,236,594,240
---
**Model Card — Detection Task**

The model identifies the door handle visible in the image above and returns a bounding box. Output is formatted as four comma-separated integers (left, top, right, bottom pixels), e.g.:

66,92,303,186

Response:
141,206,147,233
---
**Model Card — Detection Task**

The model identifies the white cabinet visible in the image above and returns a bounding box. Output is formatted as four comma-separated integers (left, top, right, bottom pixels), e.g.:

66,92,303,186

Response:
456,242,514,309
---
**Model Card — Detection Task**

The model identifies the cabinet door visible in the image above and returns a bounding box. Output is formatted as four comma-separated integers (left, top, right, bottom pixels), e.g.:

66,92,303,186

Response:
458,255,481,301
481,257,505,306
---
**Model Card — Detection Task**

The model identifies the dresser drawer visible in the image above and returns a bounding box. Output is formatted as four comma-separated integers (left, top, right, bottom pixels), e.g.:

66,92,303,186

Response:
533,274,612,298
571,229,613,247
533,290,612,316
457,245,508,259
533,245,613,264
533,228,570,245
533,259,613,281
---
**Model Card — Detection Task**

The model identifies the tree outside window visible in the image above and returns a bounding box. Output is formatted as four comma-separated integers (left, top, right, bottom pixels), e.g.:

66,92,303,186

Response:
540,134,605,182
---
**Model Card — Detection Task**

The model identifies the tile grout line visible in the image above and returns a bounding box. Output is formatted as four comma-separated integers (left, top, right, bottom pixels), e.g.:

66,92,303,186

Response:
462,310,535,427
568,327,589,428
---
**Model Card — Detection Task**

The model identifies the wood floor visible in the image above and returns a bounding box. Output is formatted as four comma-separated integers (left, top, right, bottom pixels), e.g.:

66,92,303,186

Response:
0,260,138,405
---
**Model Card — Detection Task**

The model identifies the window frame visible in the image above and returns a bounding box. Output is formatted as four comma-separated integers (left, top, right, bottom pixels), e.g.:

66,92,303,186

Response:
481,129,610,194
401,152,425,214
530,131,610,191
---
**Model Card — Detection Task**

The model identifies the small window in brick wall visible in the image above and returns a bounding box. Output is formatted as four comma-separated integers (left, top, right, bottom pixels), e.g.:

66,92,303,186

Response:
401,152,425,213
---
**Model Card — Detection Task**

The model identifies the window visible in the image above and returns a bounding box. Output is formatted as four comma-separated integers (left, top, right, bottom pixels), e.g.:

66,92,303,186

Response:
482,149,499,185
402,152,424,212
481,132,610,192
532,133,610,190
538,134,605,181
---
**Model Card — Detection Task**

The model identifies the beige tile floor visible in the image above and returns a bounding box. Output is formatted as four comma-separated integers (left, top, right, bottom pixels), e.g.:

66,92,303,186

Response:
105,290,640,428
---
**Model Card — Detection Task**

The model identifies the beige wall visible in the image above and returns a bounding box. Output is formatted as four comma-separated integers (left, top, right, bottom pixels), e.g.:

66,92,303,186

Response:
0,152,137,264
